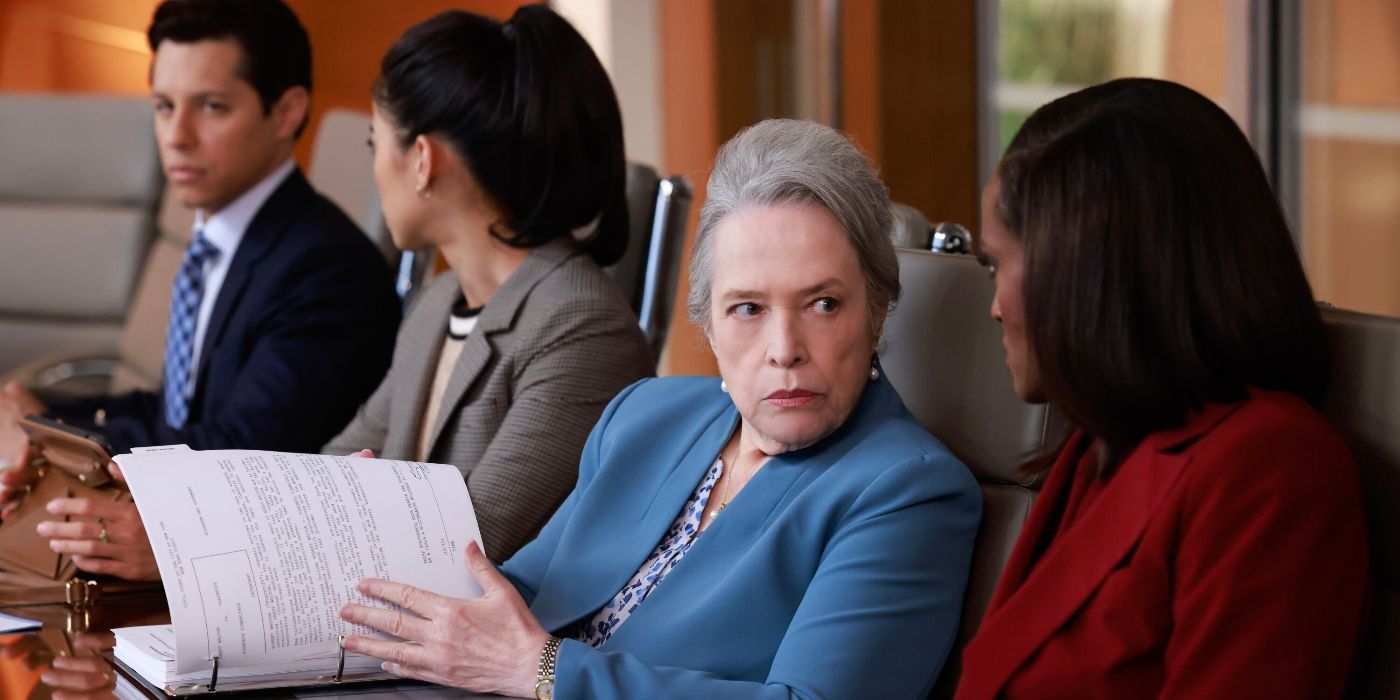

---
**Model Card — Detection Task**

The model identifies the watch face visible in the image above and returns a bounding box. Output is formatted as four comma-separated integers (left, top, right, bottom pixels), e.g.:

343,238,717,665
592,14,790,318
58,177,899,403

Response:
535,678,555,700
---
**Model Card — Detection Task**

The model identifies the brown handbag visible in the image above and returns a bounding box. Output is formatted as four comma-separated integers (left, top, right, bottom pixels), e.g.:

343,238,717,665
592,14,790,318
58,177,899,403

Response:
0,416,131,583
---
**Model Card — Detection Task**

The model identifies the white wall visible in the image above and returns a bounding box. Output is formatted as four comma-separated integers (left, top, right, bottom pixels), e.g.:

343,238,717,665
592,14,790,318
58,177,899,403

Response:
554,0,665,169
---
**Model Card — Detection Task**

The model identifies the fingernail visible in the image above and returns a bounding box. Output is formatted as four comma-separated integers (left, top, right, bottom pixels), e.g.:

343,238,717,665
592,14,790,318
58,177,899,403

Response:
45,501,60,512
49,541,61,551
35,522,50,535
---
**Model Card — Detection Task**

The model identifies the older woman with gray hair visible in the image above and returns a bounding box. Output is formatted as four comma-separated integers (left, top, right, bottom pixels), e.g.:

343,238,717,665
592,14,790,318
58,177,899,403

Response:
338,118,980,699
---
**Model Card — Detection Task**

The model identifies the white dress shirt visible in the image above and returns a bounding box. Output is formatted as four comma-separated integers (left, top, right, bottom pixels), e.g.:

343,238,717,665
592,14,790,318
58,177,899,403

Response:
185,158,296,389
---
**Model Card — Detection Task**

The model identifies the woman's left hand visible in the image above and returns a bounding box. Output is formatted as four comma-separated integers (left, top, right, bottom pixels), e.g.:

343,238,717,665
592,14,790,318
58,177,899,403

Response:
340,541,549,698
39,631,119,700
38,462,160,581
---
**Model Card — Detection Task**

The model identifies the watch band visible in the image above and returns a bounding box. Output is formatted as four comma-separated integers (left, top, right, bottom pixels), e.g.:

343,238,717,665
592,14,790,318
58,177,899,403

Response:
534,636,562,699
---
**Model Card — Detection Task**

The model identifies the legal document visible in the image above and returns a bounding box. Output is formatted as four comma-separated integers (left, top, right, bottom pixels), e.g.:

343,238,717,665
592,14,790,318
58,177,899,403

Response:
114,449,483,686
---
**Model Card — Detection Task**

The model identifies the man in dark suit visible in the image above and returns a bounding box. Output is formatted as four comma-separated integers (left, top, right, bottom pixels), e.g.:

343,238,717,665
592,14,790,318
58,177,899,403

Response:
0,0,398,464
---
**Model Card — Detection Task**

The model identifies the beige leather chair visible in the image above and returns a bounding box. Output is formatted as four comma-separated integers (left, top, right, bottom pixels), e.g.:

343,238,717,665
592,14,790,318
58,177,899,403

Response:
308,108,396,266
878,248,1061,697
1320,307,1400,699
11,109,395,397
12,186,190,397
608,163,693,359
0,94,162,377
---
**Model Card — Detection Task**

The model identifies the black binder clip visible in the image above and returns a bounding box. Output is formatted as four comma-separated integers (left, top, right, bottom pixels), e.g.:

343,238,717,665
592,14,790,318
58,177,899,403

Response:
316,635,348,684
335,635,347,683
173,654,219,694
207,654,220,693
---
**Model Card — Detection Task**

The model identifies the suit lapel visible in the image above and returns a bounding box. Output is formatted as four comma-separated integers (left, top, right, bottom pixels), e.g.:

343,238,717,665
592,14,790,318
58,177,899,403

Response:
529,375,906,636
958,401,1246,700
421,240,581,457
384,278,455,460
194,170,313,390
531,402,740,632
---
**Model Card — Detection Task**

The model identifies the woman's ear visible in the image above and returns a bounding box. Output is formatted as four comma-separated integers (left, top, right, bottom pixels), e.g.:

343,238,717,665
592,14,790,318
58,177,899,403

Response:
413,134,436,193
870,308,889,347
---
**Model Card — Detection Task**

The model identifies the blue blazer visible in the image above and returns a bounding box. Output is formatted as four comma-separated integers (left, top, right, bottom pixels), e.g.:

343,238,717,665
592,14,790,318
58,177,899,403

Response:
501,374,981,699
50,169,400,453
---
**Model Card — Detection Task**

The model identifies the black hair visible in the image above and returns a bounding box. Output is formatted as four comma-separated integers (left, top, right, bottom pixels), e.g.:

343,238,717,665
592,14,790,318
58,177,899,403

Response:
995,78,1329,470
372,4,628,266
147,0,312,136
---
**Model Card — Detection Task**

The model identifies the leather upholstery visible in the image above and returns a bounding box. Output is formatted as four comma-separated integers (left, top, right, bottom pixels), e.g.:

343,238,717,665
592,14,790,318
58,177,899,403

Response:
308,108,395,265
879,248,1061,698
0,95,160,375
882,249,1060,486
609,162,660,314
1319,307,1400,699
606,163,692,357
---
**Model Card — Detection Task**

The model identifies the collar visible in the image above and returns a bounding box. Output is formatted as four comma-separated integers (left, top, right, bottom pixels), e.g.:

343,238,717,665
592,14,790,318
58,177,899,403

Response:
1138,393,1252,454
193,158,296,254
472,238,584,335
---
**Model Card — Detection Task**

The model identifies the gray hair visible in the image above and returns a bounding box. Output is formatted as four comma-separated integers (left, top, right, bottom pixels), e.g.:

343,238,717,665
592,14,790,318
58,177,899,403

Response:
686,119,898,334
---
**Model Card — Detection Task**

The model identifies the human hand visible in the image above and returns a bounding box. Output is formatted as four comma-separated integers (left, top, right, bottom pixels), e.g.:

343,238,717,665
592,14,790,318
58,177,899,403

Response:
347,449,374,458
0,381,44,470
40,632,118,700
340,542,548,698
0,444,38,519
0,632,52,670
39,463,159,581
42,654,118,700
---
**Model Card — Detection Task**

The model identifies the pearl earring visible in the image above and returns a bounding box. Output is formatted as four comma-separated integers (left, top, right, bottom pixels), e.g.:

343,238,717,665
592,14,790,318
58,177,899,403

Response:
869,366,880,381
720,380,728,393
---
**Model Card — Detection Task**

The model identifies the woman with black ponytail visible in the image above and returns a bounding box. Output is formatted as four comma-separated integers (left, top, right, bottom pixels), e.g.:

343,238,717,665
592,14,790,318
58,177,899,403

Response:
323,5,653,562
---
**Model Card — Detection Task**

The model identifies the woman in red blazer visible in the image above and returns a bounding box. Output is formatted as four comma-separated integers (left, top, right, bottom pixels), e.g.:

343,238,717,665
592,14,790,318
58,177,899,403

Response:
956,78,1370,699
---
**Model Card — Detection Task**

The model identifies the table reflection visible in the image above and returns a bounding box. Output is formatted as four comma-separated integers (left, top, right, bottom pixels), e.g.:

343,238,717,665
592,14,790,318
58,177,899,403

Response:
0,591,491,699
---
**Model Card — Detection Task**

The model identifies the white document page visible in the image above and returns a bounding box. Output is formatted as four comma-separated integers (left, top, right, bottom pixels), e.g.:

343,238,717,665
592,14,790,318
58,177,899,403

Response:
0,611,41,633
116,450,484,675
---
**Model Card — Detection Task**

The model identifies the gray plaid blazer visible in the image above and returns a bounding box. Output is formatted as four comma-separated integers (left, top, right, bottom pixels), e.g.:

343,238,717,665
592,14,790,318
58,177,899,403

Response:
324,239,655,561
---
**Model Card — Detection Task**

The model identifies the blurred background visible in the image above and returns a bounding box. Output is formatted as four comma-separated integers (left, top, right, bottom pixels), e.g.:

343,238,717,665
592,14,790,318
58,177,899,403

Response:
0,0,1395,376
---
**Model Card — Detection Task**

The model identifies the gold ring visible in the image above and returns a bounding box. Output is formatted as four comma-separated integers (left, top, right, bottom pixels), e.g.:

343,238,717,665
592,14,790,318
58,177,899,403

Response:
98,525,108,543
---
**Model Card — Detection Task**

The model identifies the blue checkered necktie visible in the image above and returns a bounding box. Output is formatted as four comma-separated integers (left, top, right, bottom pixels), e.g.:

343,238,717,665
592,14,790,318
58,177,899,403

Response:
163,232,221,430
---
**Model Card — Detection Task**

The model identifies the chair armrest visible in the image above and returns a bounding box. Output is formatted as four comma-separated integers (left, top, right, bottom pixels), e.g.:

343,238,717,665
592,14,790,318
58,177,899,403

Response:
5,350,121,399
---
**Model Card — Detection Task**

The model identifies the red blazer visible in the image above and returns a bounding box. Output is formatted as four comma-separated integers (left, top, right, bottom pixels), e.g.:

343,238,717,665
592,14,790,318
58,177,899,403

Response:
956,390,1369,699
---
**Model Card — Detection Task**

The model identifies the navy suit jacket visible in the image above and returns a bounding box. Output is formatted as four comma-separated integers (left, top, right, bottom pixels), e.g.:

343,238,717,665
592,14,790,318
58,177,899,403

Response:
50,169,399,453
500,374,981,699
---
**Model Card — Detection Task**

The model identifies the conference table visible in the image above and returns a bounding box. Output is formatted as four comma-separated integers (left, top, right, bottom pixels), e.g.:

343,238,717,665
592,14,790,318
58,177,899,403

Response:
0,591,498,699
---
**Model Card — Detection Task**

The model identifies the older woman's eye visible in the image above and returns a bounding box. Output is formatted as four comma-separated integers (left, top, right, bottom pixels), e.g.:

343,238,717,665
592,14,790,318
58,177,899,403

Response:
813,297,840,313
730,302,761,318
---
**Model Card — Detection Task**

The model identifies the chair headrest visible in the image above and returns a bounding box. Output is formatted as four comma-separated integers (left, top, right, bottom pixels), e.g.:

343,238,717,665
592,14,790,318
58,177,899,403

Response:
308,109,395,265
608,162,661,312
0,94,159,205
889,201,932,249
1321,306,1400,587
881,248,1059,485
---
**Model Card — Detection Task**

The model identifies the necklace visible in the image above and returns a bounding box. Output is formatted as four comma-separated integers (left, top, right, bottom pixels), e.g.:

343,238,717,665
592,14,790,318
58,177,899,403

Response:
708,458,733,520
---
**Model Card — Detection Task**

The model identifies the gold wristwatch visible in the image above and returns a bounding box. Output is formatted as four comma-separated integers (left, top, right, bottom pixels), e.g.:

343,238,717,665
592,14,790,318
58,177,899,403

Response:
535,636,561,700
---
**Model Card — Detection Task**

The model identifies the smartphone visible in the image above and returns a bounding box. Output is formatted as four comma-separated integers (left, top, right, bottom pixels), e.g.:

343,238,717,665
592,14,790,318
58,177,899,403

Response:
18,414,115,486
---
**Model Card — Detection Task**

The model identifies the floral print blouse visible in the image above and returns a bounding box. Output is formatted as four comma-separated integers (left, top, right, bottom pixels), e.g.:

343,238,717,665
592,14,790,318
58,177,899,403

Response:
576,457,724,647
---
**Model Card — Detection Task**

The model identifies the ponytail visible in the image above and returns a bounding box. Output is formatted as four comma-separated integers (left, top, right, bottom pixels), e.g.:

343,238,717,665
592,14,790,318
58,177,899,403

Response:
373,4,628,265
